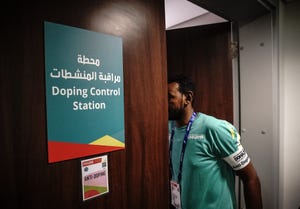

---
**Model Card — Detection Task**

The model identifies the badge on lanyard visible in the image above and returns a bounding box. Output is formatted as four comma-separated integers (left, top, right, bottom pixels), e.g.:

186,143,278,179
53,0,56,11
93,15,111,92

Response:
169,112,197,209
170,180,182,209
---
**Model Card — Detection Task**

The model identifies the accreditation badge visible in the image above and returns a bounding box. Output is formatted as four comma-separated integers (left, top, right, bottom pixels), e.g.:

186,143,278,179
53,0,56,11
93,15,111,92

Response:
170,180,181,209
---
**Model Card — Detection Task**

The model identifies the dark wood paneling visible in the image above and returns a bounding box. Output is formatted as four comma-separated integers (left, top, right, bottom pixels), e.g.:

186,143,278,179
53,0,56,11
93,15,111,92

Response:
167,23,233,123
1,1,169,209
0,7,21,209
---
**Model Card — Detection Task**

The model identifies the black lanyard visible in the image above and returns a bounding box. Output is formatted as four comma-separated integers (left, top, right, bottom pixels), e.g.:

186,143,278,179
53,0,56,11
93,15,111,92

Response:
169,112,197,183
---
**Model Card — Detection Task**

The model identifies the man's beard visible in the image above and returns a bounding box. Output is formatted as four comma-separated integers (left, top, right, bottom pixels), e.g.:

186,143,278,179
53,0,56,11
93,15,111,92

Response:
168,107,184,121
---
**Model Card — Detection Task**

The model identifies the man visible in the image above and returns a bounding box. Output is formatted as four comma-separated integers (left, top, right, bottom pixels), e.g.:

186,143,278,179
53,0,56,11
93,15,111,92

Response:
168,74,262,209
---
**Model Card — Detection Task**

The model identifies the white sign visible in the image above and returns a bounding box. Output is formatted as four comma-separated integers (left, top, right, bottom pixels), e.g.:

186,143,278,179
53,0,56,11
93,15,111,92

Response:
81,155,109,201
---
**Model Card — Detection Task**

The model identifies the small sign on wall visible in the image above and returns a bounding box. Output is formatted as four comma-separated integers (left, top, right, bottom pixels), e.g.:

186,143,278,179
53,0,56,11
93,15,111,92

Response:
44,21,125,163
81,155,109,201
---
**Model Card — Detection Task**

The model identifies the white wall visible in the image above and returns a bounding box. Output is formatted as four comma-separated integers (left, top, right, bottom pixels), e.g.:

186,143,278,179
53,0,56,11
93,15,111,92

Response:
239,1,300,208
239,13,276,209
239,2,300,208
279,1,300,209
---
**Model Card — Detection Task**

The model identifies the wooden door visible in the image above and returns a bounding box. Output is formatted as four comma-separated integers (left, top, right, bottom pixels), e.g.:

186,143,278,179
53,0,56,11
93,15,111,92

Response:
1,1,169,209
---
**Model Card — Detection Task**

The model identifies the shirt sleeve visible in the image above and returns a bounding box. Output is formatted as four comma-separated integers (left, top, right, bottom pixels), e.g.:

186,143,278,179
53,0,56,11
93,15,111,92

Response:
208,120,250,170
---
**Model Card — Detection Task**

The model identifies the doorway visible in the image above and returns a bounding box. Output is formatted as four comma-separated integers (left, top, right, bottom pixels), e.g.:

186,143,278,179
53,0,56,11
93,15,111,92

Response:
165,1,276,209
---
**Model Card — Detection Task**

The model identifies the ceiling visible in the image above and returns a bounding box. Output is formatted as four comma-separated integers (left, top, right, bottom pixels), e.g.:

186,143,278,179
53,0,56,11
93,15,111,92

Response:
165,0,275,30
164,0,227,30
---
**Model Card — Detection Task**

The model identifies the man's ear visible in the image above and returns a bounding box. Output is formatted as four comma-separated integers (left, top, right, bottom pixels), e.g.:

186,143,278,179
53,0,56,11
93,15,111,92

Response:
185,91,194,104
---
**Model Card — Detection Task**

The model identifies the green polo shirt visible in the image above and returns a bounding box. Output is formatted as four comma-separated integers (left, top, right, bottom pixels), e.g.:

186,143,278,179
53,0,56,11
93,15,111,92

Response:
169,113,250,209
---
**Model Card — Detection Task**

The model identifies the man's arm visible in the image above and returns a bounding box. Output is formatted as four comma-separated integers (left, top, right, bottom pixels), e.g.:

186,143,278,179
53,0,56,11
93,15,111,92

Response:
236,162,263,209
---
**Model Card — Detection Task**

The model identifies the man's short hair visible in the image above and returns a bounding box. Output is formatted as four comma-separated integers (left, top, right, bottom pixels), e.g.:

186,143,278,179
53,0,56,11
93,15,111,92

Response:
168,74,196,95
